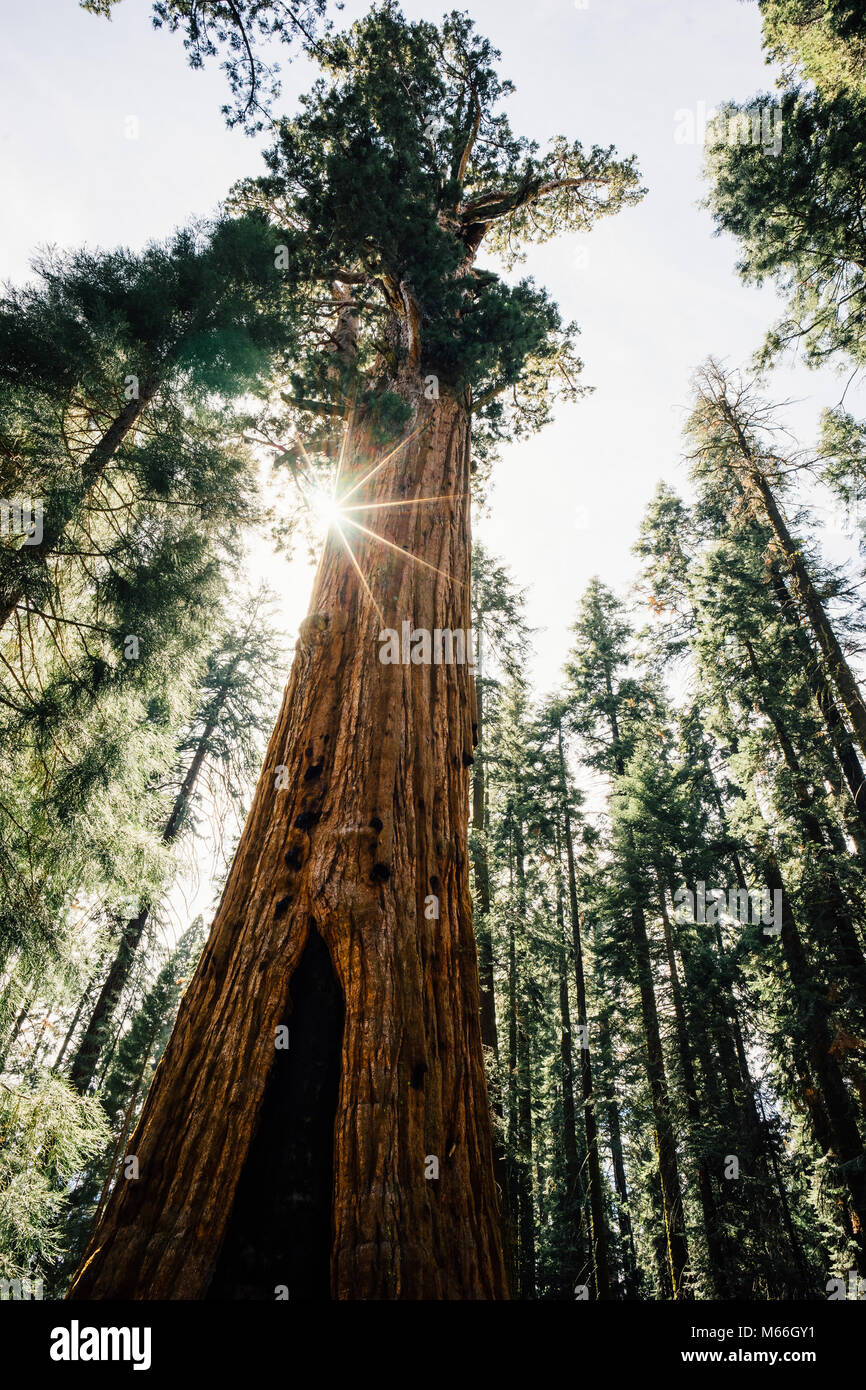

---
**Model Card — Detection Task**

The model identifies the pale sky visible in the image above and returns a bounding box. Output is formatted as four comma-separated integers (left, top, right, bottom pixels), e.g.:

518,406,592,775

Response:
2,0,863,739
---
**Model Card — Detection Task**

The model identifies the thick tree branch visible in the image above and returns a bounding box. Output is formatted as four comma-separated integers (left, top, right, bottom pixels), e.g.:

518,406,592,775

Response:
455,90,482,187
459,174,608,227
279,395,344,417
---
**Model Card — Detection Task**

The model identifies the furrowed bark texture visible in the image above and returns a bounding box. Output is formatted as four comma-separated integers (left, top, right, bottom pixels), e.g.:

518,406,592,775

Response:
69,389,508,1300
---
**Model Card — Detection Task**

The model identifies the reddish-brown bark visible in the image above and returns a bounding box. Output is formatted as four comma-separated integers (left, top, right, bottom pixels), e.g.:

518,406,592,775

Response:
69,387,508,1300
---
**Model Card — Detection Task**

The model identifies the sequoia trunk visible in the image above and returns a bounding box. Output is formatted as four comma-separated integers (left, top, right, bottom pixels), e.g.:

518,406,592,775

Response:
69,388,508,1300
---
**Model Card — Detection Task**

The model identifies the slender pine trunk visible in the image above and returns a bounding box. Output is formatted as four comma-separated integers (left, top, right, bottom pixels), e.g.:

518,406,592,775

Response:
605,689,688,1296
0,986,34,1071
594,978,639,1297
557,725,611,1298
656,875,726,1297
760,846,866,1265
513,817,536,1299
469,630,514,1290
555,877,588,1296
68,704,220,1093
0,386,157,632
630,895,690,1297
722,398,866,761
766,561,866,843
471,630,498,1055
742,636,866,1022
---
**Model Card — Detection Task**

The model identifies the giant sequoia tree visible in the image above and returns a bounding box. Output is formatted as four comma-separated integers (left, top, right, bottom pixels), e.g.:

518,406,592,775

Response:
68,5,642,1300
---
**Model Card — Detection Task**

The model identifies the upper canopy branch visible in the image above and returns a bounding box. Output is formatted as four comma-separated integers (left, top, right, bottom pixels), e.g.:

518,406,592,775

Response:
459,174,610,227
455,89,483,188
